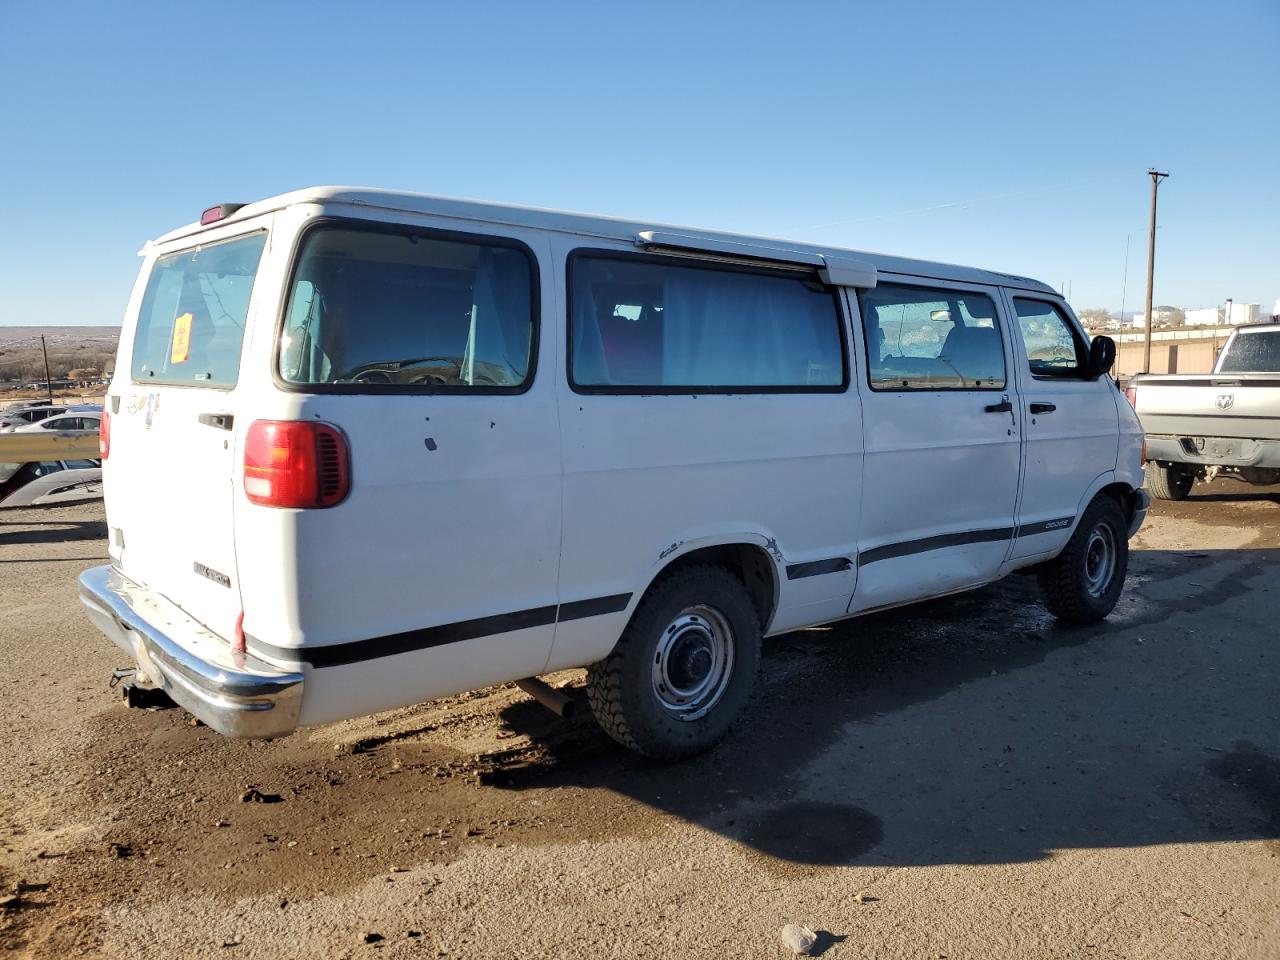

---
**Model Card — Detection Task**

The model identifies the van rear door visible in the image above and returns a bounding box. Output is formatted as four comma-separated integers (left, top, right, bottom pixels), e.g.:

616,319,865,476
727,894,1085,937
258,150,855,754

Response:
106,228,270,644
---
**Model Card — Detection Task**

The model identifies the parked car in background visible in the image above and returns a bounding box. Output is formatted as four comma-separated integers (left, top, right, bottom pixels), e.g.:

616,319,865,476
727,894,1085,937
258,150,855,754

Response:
1128,322,1280,499
0,459,102,508
13,411,102,435
0,405,67,432
2,399,56,412
80,186,1144,759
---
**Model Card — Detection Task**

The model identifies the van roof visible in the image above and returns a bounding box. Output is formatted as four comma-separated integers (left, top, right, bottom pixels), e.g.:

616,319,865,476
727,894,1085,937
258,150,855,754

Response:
151,185,1059,295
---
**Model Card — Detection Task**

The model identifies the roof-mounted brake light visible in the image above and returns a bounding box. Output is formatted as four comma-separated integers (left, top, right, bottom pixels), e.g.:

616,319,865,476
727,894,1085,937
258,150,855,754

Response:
200,203,246,226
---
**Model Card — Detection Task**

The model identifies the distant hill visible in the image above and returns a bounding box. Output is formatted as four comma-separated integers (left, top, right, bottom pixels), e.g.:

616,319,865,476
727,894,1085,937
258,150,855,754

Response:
0,326,119,344
0,327,119,382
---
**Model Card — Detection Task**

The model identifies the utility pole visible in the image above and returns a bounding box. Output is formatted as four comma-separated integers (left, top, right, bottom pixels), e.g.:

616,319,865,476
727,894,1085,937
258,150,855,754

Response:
40,335,54,406
1141,168,1170,373
1118,232,1131,329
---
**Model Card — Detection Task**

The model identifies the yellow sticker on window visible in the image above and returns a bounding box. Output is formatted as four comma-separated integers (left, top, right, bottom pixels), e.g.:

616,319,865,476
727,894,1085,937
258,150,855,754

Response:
171,312,192,364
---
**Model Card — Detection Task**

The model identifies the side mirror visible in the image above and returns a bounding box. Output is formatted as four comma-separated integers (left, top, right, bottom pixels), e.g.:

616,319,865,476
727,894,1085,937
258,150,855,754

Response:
1087,336,1116,379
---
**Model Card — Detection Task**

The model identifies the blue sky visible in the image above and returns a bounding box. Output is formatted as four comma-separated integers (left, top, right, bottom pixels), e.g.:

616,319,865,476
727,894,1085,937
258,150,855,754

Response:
1,0,1276,326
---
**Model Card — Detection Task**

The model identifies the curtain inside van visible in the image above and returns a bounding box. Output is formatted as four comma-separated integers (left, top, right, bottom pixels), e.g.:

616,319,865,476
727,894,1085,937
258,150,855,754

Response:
660,270,800,385
570,254,843,389
572,283,610,385
464,249,532,384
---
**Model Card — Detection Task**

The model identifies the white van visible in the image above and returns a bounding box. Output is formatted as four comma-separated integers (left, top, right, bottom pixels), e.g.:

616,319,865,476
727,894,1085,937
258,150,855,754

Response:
81,187,1147,758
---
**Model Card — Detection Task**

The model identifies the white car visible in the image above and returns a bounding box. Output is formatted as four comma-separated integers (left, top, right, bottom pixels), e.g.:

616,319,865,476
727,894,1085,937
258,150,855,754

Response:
80,187,1147,758
14,411,101,434
0,459,102,508
0,405,68,433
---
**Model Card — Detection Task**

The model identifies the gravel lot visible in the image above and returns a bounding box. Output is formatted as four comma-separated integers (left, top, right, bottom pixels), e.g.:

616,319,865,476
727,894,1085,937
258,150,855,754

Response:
2,485,1278,959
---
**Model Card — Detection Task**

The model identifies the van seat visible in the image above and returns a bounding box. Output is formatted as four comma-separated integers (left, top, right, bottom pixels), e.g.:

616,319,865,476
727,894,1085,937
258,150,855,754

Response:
940,325,1003,383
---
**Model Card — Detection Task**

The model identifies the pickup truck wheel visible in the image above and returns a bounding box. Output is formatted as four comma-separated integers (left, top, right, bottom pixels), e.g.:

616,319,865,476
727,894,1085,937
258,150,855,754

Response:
586,564,761,760
1038,497,1129,625
1146,463,1194,501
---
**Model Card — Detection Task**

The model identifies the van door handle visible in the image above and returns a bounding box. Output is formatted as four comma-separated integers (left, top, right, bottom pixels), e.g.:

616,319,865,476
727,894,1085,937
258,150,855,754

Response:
984,399,1013,413
1029,402,1056,414
198,413,234,431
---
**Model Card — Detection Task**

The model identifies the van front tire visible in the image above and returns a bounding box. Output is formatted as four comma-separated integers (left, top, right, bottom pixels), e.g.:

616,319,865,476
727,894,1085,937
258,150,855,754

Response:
586,565,762,760
1038,496,1129,625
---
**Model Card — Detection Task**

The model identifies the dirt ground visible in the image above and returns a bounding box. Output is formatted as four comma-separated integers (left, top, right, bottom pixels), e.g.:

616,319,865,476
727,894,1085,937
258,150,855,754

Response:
1,483,1278,959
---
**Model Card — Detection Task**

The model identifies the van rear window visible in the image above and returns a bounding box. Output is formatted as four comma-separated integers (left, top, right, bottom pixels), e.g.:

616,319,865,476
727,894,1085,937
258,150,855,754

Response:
279,225,535,392
131,233,267,388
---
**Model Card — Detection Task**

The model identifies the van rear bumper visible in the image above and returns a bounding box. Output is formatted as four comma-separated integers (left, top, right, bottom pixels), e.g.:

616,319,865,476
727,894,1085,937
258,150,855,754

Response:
79,565,304,738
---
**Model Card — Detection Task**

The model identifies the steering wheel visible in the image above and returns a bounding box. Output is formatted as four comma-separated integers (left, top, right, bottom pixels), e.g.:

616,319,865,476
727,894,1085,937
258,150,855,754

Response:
406,372,454,386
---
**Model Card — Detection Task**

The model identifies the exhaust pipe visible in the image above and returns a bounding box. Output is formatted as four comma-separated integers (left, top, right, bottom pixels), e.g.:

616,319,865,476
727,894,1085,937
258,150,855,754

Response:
515,677,580,719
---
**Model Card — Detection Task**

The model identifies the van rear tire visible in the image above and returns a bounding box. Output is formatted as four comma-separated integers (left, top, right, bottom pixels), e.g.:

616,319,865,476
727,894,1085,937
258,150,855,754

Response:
1038,496,1129,625
1147,463,1194,501
586,564,761,760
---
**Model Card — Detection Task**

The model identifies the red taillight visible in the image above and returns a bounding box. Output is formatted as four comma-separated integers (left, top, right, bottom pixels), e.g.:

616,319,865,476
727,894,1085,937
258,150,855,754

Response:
99,408,111,459
243,420,350,508
1124,384,1138,408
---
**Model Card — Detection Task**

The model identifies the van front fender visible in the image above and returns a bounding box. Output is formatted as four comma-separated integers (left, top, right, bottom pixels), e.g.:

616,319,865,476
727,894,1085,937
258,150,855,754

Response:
1071,469,1146,538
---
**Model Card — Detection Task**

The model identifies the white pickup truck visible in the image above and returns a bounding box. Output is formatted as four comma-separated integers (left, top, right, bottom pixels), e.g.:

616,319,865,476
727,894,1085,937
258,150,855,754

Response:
1129,322,1280,499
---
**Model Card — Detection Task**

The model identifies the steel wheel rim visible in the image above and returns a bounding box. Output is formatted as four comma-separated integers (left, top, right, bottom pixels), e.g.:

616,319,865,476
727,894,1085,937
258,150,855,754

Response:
1084,523,1117,598
651,605,735,721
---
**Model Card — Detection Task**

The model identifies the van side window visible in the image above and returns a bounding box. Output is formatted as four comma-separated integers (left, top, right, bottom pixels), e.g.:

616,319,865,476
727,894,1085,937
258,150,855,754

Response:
568,252,846,392
280,225,536,392
131,232,268,388
858,284,1006,390
1012,299,1084,377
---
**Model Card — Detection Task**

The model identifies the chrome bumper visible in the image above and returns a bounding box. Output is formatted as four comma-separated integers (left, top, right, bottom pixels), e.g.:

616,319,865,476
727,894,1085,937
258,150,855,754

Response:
79,565,303,738
1145,434,1280,469
1129,488,1150,538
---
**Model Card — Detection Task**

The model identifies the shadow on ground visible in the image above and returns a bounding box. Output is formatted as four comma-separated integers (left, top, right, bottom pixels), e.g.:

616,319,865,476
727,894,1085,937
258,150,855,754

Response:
485,546,1280,868
0,517,107,545
1157,476,1280,508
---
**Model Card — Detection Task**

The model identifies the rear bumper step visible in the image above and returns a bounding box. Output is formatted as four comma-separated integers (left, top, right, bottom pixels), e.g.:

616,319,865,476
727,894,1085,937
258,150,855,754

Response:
79,565,304,738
